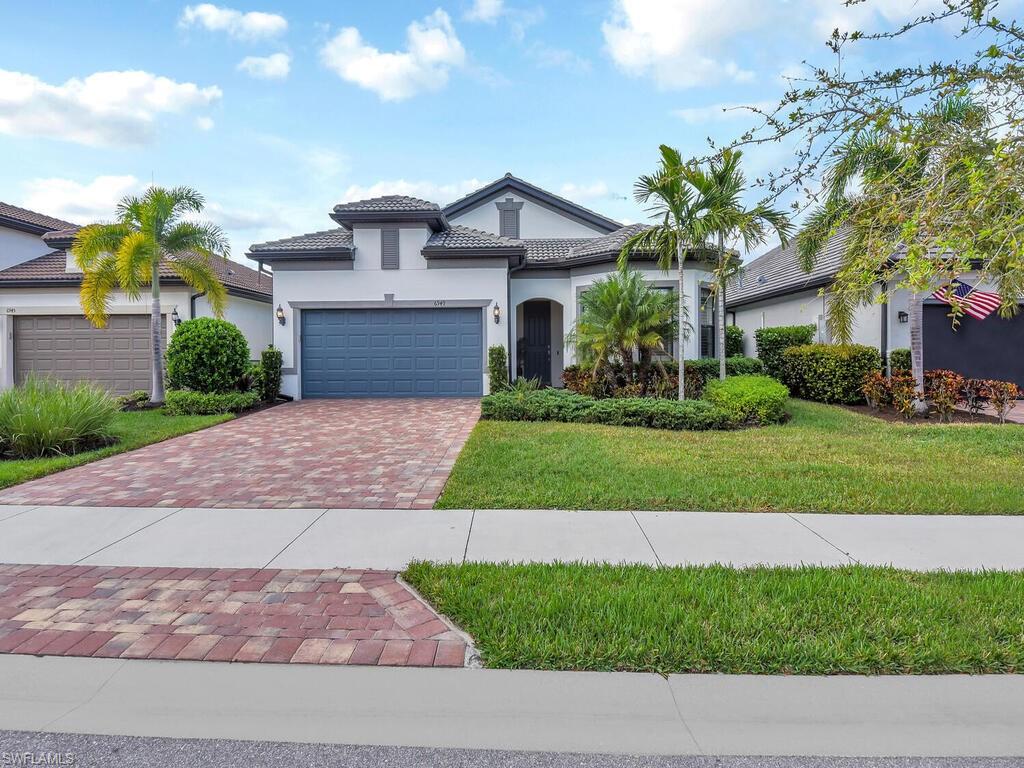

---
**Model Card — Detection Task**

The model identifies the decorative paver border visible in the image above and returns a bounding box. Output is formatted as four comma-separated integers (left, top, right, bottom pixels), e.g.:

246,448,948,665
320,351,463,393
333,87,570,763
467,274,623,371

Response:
0,564,469,667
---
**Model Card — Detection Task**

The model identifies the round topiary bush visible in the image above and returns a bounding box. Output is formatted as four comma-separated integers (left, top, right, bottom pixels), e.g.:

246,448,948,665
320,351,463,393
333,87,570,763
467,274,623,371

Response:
166,317,250,393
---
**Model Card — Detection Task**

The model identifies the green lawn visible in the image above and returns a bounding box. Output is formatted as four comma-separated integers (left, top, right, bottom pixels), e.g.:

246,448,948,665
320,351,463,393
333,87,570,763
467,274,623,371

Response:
406,561,1024,675
437,399,1024,514
0,409,232,490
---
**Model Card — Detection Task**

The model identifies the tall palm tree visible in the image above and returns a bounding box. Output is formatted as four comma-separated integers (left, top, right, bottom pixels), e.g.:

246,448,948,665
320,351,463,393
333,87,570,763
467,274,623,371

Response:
796,97,988,392
72,186,231,404
618,145,707,399
567,268,680,394
684,150,792,380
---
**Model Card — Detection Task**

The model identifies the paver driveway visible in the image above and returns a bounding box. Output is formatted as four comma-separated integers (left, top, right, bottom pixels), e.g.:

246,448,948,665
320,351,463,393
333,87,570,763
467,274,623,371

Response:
0,399,479,509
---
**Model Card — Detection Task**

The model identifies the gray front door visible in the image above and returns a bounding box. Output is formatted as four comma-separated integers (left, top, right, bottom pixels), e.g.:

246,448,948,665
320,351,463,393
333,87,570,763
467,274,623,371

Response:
300,308,483,398
13,314,158,395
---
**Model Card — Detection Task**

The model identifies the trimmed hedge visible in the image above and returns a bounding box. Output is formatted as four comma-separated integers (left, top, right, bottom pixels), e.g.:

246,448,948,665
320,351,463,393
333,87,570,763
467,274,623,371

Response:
889,348,911,372
260,346,283,402
561,356,763,400
487,345,509,393
166,318,251,394
684,356,764,395
754,325,816,378
725,325,745,357
163,389,261,416
781,344,882,404
703,375,790,426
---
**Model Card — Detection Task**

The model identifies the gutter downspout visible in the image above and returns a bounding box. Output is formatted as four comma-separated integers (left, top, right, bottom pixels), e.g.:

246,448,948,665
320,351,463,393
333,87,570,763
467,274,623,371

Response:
507,253,527,382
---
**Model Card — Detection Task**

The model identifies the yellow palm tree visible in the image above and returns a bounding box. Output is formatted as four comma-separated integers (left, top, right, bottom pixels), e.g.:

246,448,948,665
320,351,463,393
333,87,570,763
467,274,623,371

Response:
72,186,230,404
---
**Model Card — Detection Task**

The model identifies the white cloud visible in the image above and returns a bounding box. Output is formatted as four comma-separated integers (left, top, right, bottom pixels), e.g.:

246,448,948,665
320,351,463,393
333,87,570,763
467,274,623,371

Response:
559,181,610,202
465,0,504,23
255,134,349,181
0,69,221,146
20,175,143,224
237,52,291,80
340,179,485,206
602,0,764,89
195,116,215,131
180,4,287,40
673,100,775,124
528,43,591,73
319,9,466,101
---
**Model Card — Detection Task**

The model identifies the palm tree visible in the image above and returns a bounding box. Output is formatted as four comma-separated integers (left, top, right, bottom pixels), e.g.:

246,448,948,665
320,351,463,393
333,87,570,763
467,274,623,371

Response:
72,186,231,404
618,145,708,399
796,97,988,392
567,268,679,394
684,149,792,380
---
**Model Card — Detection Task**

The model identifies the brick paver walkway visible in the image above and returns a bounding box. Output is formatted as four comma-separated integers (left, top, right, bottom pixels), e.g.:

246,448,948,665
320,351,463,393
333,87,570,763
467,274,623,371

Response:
0,564,468,667
0,399,479,509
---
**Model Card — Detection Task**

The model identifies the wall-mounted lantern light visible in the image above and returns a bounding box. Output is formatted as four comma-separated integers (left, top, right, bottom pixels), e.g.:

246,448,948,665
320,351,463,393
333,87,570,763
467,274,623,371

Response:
276,305,287,325
897,311,909,324
171,307,182,327
493,303,501,324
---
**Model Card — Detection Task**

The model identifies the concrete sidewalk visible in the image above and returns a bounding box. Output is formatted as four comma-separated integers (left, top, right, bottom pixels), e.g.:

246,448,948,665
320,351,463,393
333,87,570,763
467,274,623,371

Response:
1,505,1023,571
1,654,1022,757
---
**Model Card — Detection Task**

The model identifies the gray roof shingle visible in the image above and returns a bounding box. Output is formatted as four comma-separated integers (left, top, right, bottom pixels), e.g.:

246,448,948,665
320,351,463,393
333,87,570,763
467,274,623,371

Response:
333,195,440,213
728,228,852,306
249,228,353,254
522,238,597,263
0,250,272,298
0,202,77,233
424,225,522,251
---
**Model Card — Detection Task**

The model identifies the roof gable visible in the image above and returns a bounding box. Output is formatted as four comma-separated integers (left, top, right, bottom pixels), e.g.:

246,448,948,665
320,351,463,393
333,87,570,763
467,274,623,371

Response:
443,174,621,234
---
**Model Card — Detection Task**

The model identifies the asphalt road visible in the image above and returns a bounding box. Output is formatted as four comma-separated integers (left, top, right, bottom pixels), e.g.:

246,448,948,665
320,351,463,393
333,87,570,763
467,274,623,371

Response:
1,731,1021,768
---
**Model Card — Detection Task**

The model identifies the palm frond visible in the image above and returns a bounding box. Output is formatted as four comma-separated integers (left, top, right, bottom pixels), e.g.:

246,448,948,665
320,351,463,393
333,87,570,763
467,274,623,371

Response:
78,253,119,328
115,231,153,301
169,254,228,317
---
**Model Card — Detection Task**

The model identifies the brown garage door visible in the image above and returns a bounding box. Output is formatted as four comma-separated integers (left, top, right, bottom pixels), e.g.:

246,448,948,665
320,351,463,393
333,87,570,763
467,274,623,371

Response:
14,314,162,394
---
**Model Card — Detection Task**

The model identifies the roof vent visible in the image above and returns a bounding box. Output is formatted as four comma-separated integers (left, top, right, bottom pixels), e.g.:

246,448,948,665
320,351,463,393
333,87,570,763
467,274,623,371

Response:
757,275,768,284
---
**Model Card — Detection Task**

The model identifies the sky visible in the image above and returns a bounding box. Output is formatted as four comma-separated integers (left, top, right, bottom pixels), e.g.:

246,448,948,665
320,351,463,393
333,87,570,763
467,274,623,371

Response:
0,0,975,265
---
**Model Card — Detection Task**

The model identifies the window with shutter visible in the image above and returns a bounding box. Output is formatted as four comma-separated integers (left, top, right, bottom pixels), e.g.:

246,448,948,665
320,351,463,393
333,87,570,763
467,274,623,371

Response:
381,227,399,269
495,196,523,239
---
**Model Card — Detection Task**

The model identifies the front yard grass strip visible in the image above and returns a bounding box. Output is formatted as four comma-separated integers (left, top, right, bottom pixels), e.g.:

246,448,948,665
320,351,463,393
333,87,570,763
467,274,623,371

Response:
404,561,1024,675
0,409,232,490
437,398,1024,514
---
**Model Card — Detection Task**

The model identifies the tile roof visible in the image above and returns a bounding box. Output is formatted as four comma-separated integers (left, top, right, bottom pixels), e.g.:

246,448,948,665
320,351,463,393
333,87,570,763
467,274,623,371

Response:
569,224,651,259
0,250,272,298
728,227,852,306
249,228,353,254
333,195,440,213
522,238,597,263
0,202,77,233
424,224,522,251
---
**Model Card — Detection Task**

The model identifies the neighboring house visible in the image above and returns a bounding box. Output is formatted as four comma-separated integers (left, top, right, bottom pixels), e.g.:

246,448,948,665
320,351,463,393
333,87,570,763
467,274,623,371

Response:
0,202,274,394
249,173,718,399
727,229,1024,386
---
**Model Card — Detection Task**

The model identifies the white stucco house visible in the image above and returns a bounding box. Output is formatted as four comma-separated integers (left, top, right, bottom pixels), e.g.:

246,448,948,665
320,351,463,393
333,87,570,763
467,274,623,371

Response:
0,202,274,394
249,174,719,399
728,228,1024,386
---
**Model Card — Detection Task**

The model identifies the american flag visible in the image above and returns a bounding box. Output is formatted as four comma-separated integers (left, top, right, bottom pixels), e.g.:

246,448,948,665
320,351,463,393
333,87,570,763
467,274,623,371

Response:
931,279,1003,321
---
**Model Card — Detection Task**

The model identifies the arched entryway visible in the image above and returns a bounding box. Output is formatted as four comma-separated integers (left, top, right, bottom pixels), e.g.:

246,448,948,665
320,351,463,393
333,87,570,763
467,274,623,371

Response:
514,299,564,386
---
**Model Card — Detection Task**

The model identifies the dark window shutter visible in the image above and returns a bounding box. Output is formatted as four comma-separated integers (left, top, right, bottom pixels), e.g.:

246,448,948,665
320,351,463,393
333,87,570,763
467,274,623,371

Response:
499,208,519,239
381,227,399,269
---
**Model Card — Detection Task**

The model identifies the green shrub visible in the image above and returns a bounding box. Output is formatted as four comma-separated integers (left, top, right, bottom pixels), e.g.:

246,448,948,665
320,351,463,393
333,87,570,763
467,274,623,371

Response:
166,317,250,394
480,389,734,431
781,344,882,404
116,389,151,411
725,325,745,357
487,345,509,393
561,357,763,400
889,348,911,372
163,389,260,416
0,375,117,458
259,346,283,402
754,325,816,378
703,375,790,425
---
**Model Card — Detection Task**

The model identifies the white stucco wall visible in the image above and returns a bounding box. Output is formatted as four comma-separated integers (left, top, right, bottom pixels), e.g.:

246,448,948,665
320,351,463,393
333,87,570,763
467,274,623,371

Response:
272,223,509,398
0,227,52,270
449,194,608,238
0,286,191,389
194,294,273,359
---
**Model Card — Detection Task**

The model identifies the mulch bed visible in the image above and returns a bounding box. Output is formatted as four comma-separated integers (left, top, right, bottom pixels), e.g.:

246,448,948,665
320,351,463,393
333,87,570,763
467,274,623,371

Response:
843,404,1008,424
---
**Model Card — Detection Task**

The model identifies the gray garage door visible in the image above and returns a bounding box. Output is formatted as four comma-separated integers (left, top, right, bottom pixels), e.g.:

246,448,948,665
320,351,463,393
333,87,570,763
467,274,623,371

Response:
301,308,483,398
14,314,159,395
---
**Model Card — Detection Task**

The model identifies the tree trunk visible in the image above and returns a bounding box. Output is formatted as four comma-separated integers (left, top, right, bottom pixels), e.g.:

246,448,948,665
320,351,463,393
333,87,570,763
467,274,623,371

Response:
909,291,924,391
717,232,727,381
150,263,166,405
677,239,686,401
